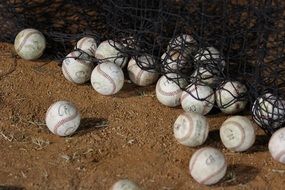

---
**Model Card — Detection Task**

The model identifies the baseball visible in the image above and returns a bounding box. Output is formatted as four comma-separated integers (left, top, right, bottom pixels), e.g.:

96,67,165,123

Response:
155,73,187,107
191,66,220,86
14,28,46,60
75,37,97,56
216,81,248,114
220,116,256,152
111,179,141,190
91,61,124,95
194,46,225,70
173,111,209,147
189,147,227,185
252,93,285,129
167,34,197,53
161,50,188,72
95,40,128,68
127,55,159,86
269,127,285,164
62,50,94,84
45,101,80,137
180,83,215,115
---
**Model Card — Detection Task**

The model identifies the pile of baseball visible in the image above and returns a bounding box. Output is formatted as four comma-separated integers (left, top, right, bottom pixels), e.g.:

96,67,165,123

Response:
14,28,285,187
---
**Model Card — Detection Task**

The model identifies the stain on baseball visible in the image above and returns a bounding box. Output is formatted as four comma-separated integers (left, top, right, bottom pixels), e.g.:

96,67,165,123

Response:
189,147,227,185
91,61,124,95
62,50,94,84
75,37,97,56
95,40,128,68
220,116,256,152
173,111,209,147
127,54,159,86
269,128,285,164
181,83,215,115
45,101,80,137
14,28,46,60
215,81,248,114
111,179,141,190
155,73,188,107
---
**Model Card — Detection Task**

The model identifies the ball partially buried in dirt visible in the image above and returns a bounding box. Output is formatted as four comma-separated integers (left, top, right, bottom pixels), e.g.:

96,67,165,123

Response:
189,147,227,185
14,28,46,60
173,111,209,147
269,127,285,164
111,179,141,190
45,101,81,137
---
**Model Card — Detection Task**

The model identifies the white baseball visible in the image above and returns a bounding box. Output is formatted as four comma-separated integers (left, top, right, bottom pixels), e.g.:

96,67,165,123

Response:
155,74,187,107
216,81,248,114
189,147,227,185
111,179,141,190
194,46,225,70
220,116,256,152
62,51,94,84
191,67,220,86
45,101,80,137
75,37,97,56
252,93,285,129
160,50,188,71
14,28,46,60
173,112,209,147
269,128,285,164
181,83,215,115
167,34,196,53
91,62,124,95
95,40,128,68
127,55,159,86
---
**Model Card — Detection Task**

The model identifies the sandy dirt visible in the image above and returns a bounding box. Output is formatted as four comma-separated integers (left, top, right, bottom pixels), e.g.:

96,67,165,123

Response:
0,42,285,190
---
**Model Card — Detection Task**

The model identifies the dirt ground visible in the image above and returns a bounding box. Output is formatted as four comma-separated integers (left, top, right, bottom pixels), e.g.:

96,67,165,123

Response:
0,42,285,190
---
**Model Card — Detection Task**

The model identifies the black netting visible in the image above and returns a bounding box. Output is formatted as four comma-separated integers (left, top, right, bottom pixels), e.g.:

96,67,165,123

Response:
1,0,285,134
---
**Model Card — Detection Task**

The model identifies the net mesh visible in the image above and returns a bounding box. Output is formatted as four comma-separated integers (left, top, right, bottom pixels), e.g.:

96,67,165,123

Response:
1,0,284,134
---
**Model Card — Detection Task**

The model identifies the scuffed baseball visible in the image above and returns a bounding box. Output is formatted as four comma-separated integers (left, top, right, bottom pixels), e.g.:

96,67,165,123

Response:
173,112,209,147
220,116,256,152
189,147,227,185
252,93,285,129
191,67,220,86
127,55,159,86
14,28,46,60
75,37,97,56
111,179,141,190
45,101,80,137
62,51,94,84
161,50,188,72
167,34,197,53
91,62,124,95
269,128,285,164
194,47,225,70
95,40,128,68
181,83,215,115
216,81,248,114
155,74,187,107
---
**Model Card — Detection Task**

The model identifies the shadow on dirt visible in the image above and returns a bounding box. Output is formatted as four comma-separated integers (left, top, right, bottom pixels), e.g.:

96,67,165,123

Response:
75,117,108,136
0,186,25,190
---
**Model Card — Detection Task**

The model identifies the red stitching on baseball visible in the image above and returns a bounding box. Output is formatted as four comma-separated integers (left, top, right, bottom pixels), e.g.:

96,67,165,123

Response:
53,110,79,135
62,63,76,83
157,78,182,97
96,64,116,94
70,51,90,67
176,113,194,142
180,86,198,104
189,147,209,172
78,37,88,50
222,120,245,151
16,30,42,53
200,159,227,184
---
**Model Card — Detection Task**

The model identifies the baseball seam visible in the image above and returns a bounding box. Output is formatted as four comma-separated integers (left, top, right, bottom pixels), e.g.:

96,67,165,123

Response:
200,159,227,184
78,37,88,50
157,78,182,97
176,114,193,142
62,63,77,83
275,150,285,163
189,147,209,172
53,110,79,136
16,31,42,53
96,64,116,95
70,51,90,67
